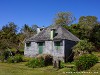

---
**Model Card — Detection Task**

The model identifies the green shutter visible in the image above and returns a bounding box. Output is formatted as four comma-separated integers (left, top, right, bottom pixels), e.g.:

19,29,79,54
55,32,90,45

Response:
54,41,60,50
38,42,44,54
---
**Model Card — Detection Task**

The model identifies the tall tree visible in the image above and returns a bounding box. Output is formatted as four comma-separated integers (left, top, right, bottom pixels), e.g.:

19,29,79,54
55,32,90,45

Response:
78,16,99,39
0,22,18,50
79,16,98,29
32,24,38,32
90,24,100,49
21,24,35,40
54,12,75,26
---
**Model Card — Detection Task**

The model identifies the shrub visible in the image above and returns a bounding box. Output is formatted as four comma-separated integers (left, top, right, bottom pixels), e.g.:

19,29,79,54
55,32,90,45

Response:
0,50,11,61
7,54,23,63
75,54,98,71
36,54,53,66
14,54,23,63
26,54,53,68
26,58,44,68
7,56,15,63
60,61,65,68
23,57,32,62
73,40,95,59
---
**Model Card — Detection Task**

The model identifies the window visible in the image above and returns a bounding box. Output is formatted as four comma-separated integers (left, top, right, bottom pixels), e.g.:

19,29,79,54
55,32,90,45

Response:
54,41,62,50
38,42,45,54
38,42,45,46
54,41,63,46
26,42,31,47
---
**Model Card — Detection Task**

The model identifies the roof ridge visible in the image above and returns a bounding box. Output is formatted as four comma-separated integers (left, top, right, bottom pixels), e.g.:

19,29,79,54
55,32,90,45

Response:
26,25,80,42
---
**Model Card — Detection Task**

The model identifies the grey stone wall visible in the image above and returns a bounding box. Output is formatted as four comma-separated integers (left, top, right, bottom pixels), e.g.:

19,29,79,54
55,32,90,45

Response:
52,40,65,58
24,40,77,62
24,42,38,57
24,40,65,61
43,41,53,54
43,40,65,58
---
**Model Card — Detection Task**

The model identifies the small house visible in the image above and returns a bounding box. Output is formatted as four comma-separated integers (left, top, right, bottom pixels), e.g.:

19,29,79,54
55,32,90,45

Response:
24,25,80,62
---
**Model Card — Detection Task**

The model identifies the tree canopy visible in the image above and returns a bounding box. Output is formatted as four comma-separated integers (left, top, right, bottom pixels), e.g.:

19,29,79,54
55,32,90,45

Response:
54,12,75,26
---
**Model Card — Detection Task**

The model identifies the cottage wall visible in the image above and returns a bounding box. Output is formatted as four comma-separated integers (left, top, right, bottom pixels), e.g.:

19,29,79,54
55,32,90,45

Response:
43,40,65,58
64,40,77,62
52,40,65,57
43,41,53,54
24,42,38,57
24,40,77,62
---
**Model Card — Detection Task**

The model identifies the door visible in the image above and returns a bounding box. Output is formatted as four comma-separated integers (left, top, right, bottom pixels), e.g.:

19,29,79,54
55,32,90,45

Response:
38,42,44,54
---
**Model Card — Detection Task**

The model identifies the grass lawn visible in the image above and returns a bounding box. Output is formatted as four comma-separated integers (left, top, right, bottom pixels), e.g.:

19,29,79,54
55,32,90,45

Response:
0,62,100,75
0,62,66,75
0,52,100,75
93,52,100,61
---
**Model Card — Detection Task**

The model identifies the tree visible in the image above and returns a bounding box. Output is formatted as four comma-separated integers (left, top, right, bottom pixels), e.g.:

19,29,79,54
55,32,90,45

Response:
78,16,98,39
64,16,100,51
79,16,98,29
54,12,75,26
0,22,19,53
21,24,35,39
32,24,38,32
73,40,95,59
90,24,100,49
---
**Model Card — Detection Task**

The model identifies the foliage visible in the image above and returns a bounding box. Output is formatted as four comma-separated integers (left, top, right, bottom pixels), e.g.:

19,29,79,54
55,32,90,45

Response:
23,57,32,62
0,22,18,49
67,24,85,39
0,22,24,56
14,54,23,63
79,16,98,28
73,40,95,59
21,24,36,39
26,58,45,68
60,61,65,68
26,54,53,68
7,56,15,63
54,12,75,26
90,24,100,48
36,54,53,66
78,16,100,49
66,16,100,50
7,54,23,63
0,50,11,61
75,54,98,71
0,22,37,55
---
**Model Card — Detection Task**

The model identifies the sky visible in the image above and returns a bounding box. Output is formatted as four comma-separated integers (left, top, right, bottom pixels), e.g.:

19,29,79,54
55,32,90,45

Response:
0,0,100,29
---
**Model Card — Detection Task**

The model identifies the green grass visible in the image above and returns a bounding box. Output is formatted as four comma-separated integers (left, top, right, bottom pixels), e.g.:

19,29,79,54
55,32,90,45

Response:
0,62,65,75
0,62,100,75
0,52,100,75
93,52,100,61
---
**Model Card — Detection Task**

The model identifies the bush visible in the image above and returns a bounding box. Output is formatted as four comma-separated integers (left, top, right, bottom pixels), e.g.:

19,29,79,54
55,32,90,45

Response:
75,54,98,71
0,50,11,61
7,54,23,63
26,54,53,68
26,58,45,68
36,54,53,66
14,54,23,63
60,61,65,68
7,56,15,63
73,40,95,59
23,57,32,62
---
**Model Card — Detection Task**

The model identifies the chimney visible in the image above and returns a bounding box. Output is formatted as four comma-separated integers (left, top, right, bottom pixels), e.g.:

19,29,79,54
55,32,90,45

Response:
50,29,55,40
37,26,45,34
37,27,41,34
